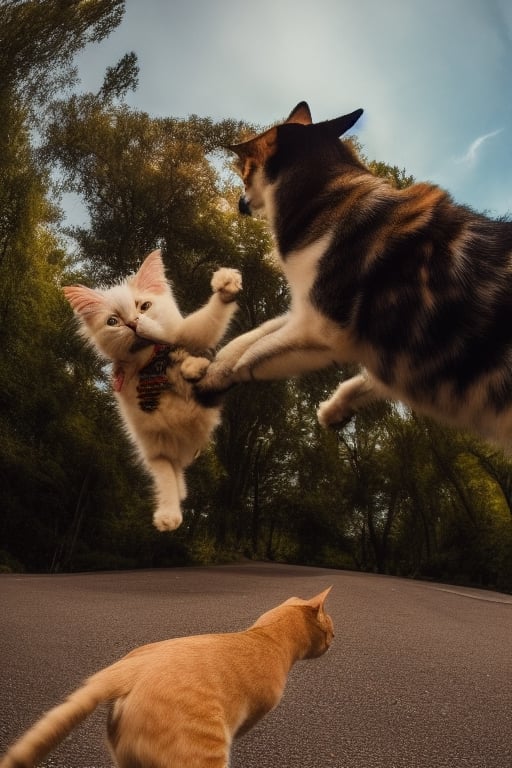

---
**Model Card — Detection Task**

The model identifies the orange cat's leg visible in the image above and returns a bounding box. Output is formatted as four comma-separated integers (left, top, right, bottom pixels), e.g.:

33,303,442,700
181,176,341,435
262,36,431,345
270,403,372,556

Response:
115,746,230,768
112,720,230,768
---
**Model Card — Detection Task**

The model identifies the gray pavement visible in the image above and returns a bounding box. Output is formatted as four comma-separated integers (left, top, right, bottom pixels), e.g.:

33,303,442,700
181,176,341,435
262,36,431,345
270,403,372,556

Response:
0,562,511,767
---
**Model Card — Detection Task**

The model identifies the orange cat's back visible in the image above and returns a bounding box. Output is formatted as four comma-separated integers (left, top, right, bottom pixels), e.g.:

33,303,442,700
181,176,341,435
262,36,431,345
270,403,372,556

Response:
1,589,333,768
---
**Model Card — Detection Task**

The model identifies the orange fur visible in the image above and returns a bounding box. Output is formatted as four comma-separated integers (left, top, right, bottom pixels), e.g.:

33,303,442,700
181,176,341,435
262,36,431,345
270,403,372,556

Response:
0,589,333,768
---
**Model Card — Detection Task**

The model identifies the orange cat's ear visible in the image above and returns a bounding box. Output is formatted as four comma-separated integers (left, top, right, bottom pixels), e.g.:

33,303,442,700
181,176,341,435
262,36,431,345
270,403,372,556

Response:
63,285,107,318
307,586,332,613
133,249,168,294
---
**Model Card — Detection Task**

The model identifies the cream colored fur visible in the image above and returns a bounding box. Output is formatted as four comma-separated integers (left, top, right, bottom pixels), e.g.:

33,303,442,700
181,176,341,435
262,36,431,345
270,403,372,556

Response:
64,250,241,531
201,236,349,384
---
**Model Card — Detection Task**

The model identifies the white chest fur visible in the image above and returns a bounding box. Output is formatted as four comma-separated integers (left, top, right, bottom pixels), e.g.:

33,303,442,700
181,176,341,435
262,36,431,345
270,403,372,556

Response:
280,232,346,350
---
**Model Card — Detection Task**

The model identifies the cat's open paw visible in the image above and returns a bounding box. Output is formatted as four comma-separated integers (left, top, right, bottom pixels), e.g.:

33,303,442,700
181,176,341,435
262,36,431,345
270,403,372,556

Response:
211,267,242,303
317,398,355,429
180,356,212,382
153,508,183,532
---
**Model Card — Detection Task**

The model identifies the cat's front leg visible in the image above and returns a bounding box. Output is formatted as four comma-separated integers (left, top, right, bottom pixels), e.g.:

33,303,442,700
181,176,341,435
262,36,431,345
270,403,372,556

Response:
197,316,337,392
317,371,382,428
134,313,169,344
196,315,290,391
211,266,242,304
174,268,242,351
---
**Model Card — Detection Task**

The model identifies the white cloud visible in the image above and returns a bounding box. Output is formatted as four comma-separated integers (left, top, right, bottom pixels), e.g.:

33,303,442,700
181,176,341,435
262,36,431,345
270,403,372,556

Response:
455,129,503,166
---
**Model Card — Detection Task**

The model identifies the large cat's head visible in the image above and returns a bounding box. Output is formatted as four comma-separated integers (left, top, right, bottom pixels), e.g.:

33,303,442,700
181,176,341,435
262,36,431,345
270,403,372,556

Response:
229,102,363,221
64,249,179,363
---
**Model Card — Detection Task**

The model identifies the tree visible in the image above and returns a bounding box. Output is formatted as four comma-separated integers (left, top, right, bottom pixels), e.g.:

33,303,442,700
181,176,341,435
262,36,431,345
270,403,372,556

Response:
0,0,127,111
45,97,248,283
44,94,298,559
0,0,156,572
2,4,511,585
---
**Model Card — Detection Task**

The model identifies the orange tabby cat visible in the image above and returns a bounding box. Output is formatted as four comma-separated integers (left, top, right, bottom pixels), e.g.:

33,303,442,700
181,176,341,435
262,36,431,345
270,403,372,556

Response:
0,588,333,768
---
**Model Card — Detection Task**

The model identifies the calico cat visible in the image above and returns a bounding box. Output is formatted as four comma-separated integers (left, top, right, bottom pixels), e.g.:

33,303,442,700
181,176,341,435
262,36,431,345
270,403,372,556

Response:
64,249,242,531
197,102,512,450
0,589,333,768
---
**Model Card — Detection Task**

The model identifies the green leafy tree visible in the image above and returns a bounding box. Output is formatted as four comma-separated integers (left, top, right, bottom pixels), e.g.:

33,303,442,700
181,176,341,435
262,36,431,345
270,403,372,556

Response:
44,95,296,559
45,97,248,283
0,0,126,112
2,1,511,586
0,0,159,572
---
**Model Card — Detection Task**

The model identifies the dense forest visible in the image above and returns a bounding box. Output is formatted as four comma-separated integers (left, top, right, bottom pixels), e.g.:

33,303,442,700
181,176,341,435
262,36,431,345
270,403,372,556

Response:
1,1,511,591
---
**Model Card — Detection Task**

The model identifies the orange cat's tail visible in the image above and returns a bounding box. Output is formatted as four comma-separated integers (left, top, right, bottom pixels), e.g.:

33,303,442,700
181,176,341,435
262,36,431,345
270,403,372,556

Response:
0,665,126,768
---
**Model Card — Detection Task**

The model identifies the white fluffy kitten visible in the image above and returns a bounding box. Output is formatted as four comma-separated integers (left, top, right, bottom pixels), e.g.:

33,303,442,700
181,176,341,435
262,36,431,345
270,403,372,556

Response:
64,249,242,531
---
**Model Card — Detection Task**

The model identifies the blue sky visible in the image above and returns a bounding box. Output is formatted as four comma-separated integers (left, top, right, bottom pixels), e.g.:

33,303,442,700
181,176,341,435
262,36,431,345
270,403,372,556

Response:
73,0,512,219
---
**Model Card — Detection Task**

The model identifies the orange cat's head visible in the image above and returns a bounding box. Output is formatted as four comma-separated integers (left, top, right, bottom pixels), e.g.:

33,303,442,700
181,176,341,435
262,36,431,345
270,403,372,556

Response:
253,587,334,659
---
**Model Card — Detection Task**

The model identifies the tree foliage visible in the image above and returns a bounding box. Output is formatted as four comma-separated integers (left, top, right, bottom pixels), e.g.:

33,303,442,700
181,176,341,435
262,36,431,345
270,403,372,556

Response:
0,0,126,107
0,5,511,591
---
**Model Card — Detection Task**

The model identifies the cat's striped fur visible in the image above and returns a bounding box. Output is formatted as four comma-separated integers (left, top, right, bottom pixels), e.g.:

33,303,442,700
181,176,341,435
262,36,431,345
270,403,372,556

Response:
198,102,512,449
0,589,333,768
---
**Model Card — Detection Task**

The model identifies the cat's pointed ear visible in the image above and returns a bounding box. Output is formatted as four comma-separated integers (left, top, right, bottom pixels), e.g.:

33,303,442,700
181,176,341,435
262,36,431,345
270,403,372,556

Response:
319,109,363,138
307,586,332,613
227,138,253,161
133,249,168,294
285,101,313,126
228,126,278,163
63,285,107,318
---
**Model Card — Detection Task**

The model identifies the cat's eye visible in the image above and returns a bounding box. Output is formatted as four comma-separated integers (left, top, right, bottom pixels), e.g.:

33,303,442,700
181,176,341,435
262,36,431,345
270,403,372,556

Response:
107,316,119,326
140,301,152,312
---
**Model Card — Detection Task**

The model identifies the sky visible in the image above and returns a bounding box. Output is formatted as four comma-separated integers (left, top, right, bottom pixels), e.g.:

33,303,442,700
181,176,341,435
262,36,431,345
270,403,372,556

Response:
71,0,512,222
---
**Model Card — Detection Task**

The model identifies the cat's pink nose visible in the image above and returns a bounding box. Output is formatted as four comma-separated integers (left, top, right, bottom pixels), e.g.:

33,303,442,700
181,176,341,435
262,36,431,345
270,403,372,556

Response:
126,320,137,331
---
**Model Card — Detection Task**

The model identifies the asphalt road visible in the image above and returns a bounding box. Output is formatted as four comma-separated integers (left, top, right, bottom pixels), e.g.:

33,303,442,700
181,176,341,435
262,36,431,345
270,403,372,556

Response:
1,563,511,768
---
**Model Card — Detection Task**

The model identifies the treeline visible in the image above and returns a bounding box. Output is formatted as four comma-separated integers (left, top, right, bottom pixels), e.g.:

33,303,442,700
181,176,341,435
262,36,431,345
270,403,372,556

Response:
1,1,511,590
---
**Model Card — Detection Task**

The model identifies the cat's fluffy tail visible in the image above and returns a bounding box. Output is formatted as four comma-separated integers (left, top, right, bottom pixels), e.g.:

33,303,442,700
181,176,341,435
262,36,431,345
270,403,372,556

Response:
0,666,125,768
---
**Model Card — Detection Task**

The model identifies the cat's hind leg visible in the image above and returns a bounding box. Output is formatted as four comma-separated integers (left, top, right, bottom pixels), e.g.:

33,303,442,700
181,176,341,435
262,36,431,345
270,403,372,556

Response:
317,371,383,428
112,710,231,768
146,457,183,531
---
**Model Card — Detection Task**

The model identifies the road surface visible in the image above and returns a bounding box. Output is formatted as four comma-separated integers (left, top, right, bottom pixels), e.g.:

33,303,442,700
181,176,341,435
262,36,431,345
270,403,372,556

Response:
1,563,511,767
